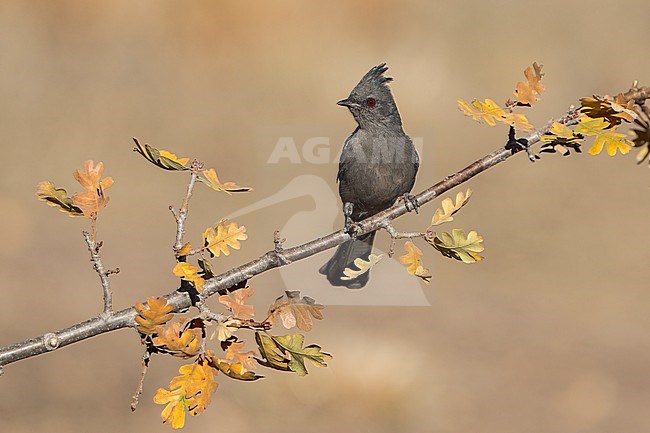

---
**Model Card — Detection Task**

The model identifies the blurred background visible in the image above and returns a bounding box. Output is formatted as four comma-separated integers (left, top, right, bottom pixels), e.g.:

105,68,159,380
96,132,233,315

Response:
1,1,649,432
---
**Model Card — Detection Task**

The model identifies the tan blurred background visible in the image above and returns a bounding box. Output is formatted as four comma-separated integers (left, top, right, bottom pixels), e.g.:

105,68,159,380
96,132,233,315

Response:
1,1,649,432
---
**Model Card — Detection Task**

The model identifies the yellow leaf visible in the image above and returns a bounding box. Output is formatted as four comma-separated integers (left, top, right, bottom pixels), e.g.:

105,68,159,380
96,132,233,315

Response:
152,320,202,358
341,254,384,281
398,241,431,283
513,62,544,105
500,113,534,132
210,319,239,342
207,357,263,381
457,98,505,126
35,181,84,217
203,220,248,257
154,360,218,429
218,287,255,319
428,229,484,263
430,189,472,226
267,291,324,332
71,160,114,218
580,95,638,127
199,169,253,195
134,296,174,335
173,262,205,292
575,115,632,156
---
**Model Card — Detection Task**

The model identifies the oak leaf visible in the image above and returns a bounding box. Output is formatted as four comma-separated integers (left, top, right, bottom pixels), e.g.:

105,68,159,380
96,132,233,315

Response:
267,291,324,332
135,296,174,335
199,169,253,194
71,160,114,218
222,338,257,370
203,220,247,258
540,122,584,156
218,287,255,319
133,138,189,171
154,360,217,429
513,62,544,105
255,332,331,376
207,357,263,381
580,94,638,127
501,112,534,132
457,98,505,126
173,262,205,292
341,254,383,282
428,229,484,263
152,320,202,358
35,181,83,217
430,189,472,226
574,115,632,156
399,241,432,283
209,319,240,342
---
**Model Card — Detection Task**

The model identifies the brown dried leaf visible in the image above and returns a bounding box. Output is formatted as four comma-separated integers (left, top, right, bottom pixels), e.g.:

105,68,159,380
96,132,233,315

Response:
134,296,174,335
267,291,324,332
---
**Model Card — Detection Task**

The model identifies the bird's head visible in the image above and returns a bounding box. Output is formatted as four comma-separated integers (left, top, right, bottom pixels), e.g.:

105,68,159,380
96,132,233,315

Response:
337,63,402,129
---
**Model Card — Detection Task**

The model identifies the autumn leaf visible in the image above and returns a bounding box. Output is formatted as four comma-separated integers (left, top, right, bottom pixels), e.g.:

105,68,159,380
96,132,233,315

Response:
575,115,633,156
513,62,544,105
209,319,240,342
630,110,650,166
135,296,174,335
133,138,189,171
154,360,218,429
199,168,252,195
222,338,257,370
173,262,205,292
152,320,202,358
35,181,84,217
540,122,584,156
207,357,263,381
399,241,432,283
457,98,505,126
203,220,248,258
580,94,638,127
177,243,192,256
428,229,484,263
501,112,534,132
339,254,383,282
430,189,472,226
218,287,255,319
255,332,332,376
71,160,114,218
267,291,324,332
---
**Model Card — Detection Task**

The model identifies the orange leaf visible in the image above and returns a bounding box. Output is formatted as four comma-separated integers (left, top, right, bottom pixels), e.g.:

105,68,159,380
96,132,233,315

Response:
71,160,114,218
218,287,255,319
152,320,202,358
399,241,432,283
513,62,544,105
134,296,174,335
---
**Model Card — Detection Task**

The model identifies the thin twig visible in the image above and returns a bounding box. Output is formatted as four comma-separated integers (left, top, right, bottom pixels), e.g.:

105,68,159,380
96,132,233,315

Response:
173,162,202,253
130,350,150,412
0,108,583,369
83,231,115,316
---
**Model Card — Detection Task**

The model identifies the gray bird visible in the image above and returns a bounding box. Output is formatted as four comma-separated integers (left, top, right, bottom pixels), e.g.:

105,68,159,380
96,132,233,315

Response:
320,63,419,288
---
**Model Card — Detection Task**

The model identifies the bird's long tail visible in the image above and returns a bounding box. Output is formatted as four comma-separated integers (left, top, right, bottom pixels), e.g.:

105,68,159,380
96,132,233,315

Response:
319,231,376,289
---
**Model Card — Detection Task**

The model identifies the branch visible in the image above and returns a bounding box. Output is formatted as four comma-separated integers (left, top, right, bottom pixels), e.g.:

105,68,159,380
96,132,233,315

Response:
0,109,577,369
83,231,117,316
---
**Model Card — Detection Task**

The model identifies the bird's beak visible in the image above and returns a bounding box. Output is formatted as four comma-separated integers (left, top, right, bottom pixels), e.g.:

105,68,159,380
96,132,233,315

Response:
337,98,357,108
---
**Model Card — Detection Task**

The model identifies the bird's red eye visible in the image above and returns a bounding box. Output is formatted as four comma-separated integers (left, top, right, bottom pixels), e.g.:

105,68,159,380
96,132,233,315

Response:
366,97,376,107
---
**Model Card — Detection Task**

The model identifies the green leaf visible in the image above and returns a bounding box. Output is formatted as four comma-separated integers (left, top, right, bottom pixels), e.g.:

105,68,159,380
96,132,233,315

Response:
427,228,484,263
254,332,332,376
254,332,291,372
35,181,84,216
133,138,189,171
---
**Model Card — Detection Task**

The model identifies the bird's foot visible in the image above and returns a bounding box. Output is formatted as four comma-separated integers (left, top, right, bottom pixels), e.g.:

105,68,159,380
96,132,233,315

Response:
344,221,362,238
401,193,420,214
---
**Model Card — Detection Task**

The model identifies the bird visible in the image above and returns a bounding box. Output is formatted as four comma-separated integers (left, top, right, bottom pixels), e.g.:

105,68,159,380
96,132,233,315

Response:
320,63,419,289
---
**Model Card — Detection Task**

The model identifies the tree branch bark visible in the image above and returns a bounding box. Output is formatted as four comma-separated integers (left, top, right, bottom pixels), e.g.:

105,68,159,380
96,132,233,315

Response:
0,109,576,370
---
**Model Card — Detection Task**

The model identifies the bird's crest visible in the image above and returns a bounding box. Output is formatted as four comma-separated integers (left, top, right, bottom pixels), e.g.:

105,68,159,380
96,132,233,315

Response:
358,63,393,90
